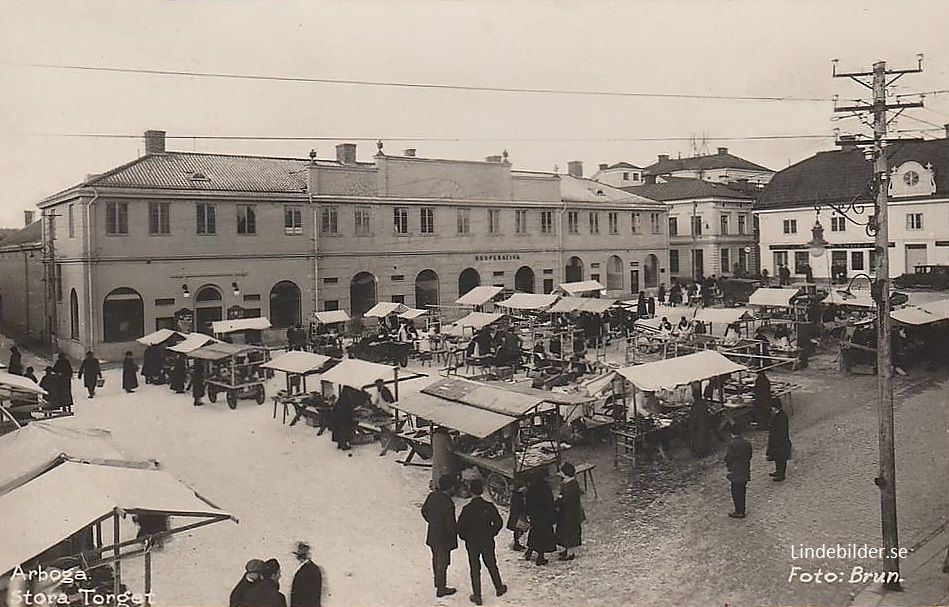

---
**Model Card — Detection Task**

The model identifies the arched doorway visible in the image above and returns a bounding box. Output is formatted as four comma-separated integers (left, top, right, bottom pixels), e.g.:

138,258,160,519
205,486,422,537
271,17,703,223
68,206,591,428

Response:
514,266,535,293
458,268,481,297
270,281,302,328
606,256,624,291
565,257,584,283
415,269,439,310
644,254,660,289
69,289,80,340
194,285,223,335
350,272,377,316
103,287,144,342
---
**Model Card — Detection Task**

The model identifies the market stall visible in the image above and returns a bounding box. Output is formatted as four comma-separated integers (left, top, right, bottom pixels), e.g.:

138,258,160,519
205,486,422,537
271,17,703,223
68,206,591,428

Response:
0,372,58,435
556,280,606,297
310,310,350,356
320,358,404,444
188,342,272,409
211,317,272,345
455,286,505,310
136,329,185,384
261,352,337,425
167,332,217,355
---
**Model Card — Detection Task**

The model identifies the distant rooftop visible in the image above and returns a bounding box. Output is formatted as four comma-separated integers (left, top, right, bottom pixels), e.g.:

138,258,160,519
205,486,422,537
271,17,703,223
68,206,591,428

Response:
624,178,753,202
642,148,772,176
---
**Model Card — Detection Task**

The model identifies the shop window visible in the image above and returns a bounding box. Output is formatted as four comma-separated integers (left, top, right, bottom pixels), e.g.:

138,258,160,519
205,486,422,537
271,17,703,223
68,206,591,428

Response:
103,287,144,343
794,251,809,275
851,251,865,271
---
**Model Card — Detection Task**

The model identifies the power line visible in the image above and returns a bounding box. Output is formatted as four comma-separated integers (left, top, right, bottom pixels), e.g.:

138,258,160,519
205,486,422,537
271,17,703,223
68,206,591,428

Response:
3,61,837,103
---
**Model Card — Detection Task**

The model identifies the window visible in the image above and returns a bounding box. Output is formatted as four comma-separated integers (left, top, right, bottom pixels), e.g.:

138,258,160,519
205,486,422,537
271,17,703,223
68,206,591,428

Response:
622,172,630,181
869,249,877,271
155,317,176,331
691,215,703,236
650,213,661,234
773,251,788,270
669,250,680,273
354,206,371,236
567,211,579,234
632,173,640,182
515,210,527,234
148,202,170,235
243,293,262,301
590,273,600,283
237,204,256,235
832,250,847,270
68,205,75,238
608,212,619,235
794,251,809,274
391,295,406,304
831,216,846,232
420,207,435,234
589,212,600,234
286,205,304,235
154,298,175,306
319,206,337,235
542,278,554,294
720,248,730,273
196,203,216,235
105,201,128,235
720,214,729,235
668,217,678,236
69,289,79,340
738,248,748,272
456,208,471,235
629,212,640,234
393,207,409,234
324,300,339,311
488,209,500,234
782,219,797,234
851,251,864,271
737,214,747,235
540,210,554,234
102,287,144,343
906,213,923,230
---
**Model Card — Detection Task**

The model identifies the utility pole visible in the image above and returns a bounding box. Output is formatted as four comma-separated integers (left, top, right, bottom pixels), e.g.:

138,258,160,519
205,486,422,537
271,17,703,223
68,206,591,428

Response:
44,211,59,347
833,56,924,591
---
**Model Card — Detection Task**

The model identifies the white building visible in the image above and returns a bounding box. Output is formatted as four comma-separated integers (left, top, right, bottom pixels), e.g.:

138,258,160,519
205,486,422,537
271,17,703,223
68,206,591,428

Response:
590,162,645,188
755,132,949,281
641,147,773,187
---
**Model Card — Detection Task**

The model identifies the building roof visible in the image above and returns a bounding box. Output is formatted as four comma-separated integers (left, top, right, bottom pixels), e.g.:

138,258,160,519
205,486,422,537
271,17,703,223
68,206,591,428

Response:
622,178,753,202
756,138,949,210
560,174,662,206
643,151,772,176
606,161,642,170
0,221,42,249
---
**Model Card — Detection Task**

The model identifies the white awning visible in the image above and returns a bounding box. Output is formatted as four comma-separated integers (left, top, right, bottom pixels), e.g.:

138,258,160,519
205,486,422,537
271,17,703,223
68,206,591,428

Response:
211,317,271,334
320,358,396,389
168,333,217,354
749,288,801,308
455,286,504,307
364,302,409,318
890,305,943,326
261,351,333,375
399,308,429,320
496,293,559,311
918,298,949,320
825,290,875,308
314,310,351,325
441,312,505,337
557,280,605,296
0,372,47,396
394,394,515,439
188,342,263,361
422,378,547,417
617,351,747,392
549,297,614,314
136,329,184,346
693,307,755,325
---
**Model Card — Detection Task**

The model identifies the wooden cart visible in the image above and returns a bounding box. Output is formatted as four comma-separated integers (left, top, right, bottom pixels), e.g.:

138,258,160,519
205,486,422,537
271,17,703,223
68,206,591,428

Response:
189,342,272,409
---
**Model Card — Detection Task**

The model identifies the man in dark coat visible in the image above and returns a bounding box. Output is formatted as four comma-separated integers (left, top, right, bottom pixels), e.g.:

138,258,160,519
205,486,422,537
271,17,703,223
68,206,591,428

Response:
52,353,74,411
8,346,23,375
331,386,356,450
766,400,792,482
753,370,772,430
725,425,753,518
421,474,458,598
39,367,61,410
169,355,187,393
505,480,527,551
523,472,557,566
456,479,507,606
142,345,162,384
289,541,322,607
243,558,286,607
191,360,206,406
77,351,102,398
122,351,139,393
687,382,712,457
555,462,584,561
230,559,264,607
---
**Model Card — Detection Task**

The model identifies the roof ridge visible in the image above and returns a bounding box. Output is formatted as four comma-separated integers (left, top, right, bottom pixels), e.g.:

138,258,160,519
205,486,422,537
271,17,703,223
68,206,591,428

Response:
163,151,315,162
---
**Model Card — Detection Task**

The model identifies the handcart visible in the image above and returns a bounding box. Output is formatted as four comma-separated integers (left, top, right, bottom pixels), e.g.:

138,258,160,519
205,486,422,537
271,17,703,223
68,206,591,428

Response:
188,342,272,409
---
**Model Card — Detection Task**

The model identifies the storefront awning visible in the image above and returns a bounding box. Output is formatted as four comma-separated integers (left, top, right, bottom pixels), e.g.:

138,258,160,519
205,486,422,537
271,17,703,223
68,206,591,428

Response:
364,302,408,318
422,377,547,417
168,333,217,354
261,351,333,375
455,286,504,307
617,351,747,392
442,312,505,337
136,329,184,346
557,280,605,296
399,308,429,320
394,393,516,439
314,310,351,325
320,358,396,389
749,288,801,308
496,293,559,311
211,317,271,334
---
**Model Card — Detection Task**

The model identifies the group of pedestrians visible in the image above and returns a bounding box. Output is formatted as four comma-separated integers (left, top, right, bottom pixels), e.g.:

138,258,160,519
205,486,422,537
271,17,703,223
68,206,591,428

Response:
230,542,322,607
724,399,792,519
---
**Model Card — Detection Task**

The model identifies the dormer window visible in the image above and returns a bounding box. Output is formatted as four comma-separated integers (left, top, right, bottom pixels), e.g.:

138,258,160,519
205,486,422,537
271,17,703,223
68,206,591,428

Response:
890,161,935,198
903,171,919,186
187,170,211,182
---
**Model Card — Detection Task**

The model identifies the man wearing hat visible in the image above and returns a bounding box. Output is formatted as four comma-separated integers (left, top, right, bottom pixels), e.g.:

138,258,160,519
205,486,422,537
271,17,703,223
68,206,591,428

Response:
421,474,459,598
290,541,322,607
244,558,286,607
456,479,507,606
230,559,264,607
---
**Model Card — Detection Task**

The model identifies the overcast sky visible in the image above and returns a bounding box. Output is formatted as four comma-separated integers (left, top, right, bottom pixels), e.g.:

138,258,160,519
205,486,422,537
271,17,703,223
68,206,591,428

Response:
1,0,947,227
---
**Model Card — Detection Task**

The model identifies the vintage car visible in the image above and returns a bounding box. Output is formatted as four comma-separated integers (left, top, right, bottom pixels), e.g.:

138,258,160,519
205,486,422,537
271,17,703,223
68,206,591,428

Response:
894,265,949,290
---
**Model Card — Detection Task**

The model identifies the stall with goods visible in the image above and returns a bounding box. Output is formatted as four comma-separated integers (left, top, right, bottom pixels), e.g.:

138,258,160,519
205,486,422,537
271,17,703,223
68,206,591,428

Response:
188,342,272,409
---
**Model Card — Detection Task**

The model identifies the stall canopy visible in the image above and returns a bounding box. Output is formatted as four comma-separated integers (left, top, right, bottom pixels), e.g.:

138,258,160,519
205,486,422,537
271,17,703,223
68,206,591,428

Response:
496,293,559,311
617,350,748,392
394,393,515,439
261,351,333,375
398,308,429,320
364,302,408,318
320,358,396,389
557,280,605,296
422,378,548,417
890,305,943,326
188,342,261,361
549,297,616,314
211,317,271,334
0,461,234,577
693,307,755,325
749,288,801,308
0,372,48,397
455,286,504,307
825,290,875,308
136,328,184,346
919,298,949,321
442,312,505,337
168,332,217,354
314,310,351,325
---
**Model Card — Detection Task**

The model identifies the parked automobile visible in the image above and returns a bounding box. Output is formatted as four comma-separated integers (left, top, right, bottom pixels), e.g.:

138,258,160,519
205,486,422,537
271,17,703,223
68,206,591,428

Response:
894,265,949,290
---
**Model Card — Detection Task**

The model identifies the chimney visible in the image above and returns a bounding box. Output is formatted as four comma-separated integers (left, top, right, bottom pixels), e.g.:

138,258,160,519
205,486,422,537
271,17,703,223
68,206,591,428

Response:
144,130,166,155
567,161,583,178
403,148,416,157
336,143,357,164
598,163,609,171
657,154,670,162
24,210,35,226
717,147,729,155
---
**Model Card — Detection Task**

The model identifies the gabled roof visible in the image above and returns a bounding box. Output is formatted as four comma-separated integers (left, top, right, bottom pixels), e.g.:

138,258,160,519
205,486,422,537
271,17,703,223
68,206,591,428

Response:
643,152,772,175
0,221,42,249
606,162,642,170
560,174,662,206
623,178,753,202
756,138,949,210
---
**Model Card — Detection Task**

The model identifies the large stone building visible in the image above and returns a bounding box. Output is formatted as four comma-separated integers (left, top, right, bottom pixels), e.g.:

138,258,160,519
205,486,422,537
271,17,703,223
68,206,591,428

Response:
0,215,45,345
31,132,669,360
755,130,949,281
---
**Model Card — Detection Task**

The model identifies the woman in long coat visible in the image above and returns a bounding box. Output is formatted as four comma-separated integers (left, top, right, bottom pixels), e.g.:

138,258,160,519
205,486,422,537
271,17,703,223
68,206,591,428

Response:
331,386,356,450
523,472,557,566
51,353,74,411
169,355,187,393
77,351,102,399
555,462,585,560
142,345,161,384
687,383,713,457
39,367,61,410
122,351,139,393
505,479,528,551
